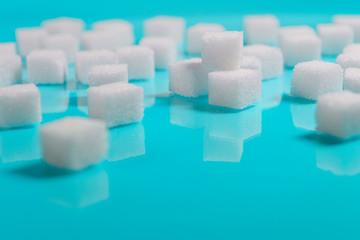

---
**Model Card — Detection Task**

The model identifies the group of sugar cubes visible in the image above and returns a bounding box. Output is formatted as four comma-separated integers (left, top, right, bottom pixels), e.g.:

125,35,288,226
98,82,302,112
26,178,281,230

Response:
170,18,284,109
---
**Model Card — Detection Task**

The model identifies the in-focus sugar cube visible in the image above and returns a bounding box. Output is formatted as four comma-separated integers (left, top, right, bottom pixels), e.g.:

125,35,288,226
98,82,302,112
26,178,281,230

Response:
333,15,360,42
89,64,128,87
280,34,322,67
92,19,134,46
336,53,360,69
208,69,262,109
116,46,155,80
344,68,360,93
144,16,186,45
15,27,47,57
42,17,84,39
317,24,354,56
244,15,279,45
40,117,108,170
169,58,209,97
243,44,283,80
186,23,225,54
0,84,41,128
240,55,262,73
316,90,360,138
75,50,118,84
291,60,343,100
201,31,243,71
87,82,144,127
27,50,67,84
0,54,22,86
42,34,79,64
139,37,177,70
0,43,16,55
343,43,360,54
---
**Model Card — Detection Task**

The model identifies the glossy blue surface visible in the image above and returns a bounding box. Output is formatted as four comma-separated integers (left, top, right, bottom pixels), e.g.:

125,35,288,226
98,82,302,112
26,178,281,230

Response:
1,15,360,240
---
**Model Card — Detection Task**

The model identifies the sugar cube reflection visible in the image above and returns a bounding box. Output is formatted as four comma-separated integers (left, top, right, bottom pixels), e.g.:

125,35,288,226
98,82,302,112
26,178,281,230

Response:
203,130,243,162
39,85,70,113
260,78,283,110
45,169,109,208
316,142,360,176
0,127,41,163
132,79,155,108
291,102,317,130
108,123,145,161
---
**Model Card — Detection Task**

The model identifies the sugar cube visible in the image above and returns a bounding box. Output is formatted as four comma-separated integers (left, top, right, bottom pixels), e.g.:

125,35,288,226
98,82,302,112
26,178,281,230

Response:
42,34,79,64
316,90,360,139
280,34,321,67
89,64,128,87
291,60,343,100
144,16,186,45
0,43,16,55
116,45,155,80
139,37,177,70
42,17,84,38
27,50,67,84
279,25,316,38
40,117,108,170
92,19,134,46
15,27,47,57
344,68,360,93
169,58,209,97
243,44,283,80
336,53,360,69
240,55,262,73
333,15,360,42
75,50,118,84
208,69,262,109
343,43,360,54
244,15,279,45
186,23,225,54
317,24,354,56
0,84,41,128
82,30,122,51
87,82,144,127
0,54,22,86
201,31,243,71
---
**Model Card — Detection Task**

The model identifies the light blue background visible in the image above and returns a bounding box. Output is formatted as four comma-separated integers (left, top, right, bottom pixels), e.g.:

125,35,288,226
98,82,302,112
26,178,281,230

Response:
1,3,360,240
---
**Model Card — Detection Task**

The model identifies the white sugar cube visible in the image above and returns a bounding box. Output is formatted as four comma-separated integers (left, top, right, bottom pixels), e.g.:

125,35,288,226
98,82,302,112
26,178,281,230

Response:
88,82,144,127
169,58,209,97
201,31,243,71
279,25,316,38
27,50,67,84
15,27,47,57
344,68,360,93
144,16,186,45
40,117,108,170
333,15,360,42
291,60,343,100
139,37,177,70
42,34,79,64
240,55,262,73
336,53,360,69
0,43,16,55
89,64,128,87
0,55,22,86
0,84,41,128
343,43,360,54
316,90,360,138
92,19,134,46
186,23,225,54
244,15,279,45
208,69,262,109
243,44,283,80
317,24,354,56
280,34,321,67
116,46,155,80
75,50,118,84
42,17,84,38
